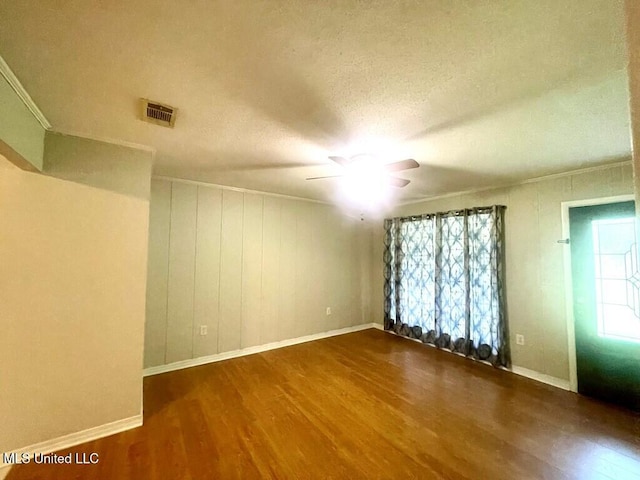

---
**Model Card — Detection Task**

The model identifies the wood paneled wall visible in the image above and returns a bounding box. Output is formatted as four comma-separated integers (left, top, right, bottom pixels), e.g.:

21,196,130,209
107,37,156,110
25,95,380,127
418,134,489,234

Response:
391,162,633,381
144,179,372,368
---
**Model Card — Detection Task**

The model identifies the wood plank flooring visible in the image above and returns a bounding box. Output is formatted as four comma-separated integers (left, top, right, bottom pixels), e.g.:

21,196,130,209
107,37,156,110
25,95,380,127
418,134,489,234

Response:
7,329,640,479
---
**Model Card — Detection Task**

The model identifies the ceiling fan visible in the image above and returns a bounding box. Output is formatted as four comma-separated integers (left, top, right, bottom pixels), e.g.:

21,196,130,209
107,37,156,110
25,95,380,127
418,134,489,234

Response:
306,155,419,187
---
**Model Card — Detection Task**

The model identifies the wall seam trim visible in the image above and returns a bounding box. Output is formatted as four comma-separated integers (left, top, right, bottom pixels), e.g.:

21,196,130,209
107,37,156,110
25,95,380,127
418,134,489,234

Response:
216,191,224,355
191,186,199,359
163,182,173,366
239,194,246,349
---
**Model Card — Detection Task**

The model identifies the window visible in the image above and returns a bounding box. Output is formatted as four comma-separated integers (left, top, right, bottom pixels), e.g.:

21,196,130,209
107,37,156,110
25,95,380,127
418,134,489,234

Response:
592,217,640,342
383,206,509,367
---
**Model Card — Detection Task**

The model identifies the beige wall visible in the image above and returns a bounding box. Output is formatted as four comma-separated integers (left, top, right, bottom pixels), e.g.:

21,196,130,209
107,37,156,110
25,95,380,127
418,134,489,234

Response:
0,166,150,451
388,162,633,381
0,74,45,171
144,179,372,368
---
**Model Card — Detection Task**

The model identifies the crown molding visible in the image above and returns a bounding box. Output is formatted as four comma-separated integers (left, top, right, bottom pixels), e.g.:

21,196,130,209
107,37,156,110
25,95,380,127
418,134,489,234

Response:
153,175,331,205
518,159,632,186
0,55,51,130
399,159,632,207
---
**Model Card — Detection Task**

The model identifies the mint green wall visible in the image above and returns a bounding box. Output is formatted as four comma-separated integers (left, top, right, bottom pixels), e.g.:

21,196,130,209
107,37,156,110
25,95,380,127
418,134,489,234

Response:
0,74,45,170
44,132,153,200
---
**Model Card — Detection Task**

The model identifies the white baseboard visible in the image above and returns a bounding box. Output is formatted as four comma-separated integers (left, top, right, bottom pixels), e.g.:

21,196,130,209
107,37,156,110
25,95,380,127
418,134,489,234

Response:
1,414,142,471
1,325,382,477
510,366,572,391
379,329,572,392
144,323,381,377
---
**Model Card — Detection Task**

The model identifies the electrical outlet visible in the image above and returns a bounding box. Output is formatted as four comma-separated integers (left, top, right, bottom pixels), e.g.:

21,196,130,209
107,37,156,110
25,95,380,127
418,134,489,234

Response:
200,325,208,336
516,334,525,346
326,307,332,316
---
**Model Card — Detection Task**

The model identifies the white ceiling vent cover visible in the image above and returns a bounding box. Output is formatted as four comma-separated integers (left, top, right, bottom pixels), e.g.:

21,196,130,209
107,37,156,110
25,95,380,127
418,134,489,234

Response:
141,98,176,128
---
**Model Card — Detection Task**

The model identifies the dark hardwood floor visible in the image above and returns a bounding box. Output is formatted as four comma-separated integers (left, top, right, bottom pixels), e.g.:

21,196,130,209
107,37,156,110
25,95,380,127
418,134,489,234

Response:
7,329,640,479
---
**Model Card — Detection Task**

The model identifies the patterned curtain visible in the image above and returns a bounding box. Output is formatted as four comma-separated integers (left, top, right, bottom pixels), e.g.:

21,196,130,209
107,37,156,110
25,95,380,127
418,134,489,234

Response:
384,205,510,368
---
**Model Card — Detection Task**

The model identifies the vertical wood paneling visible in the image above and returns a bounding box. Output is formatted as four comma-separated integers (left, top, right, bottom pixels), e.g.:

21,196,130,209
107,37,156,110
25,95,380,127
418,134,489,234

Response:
166,183,198,363
241,194,264,348
309,204,329,334
325,210,341,332
369,222,386,326
218,190,244,352
294,202,314,338
145,166,632,378
144,180,373,366
355,223,371,326
193,187,222,358
261,197,282,345
335,216,353,329
506,184,542,370
348,219,362,328
278,198,297,342
144,180,172,368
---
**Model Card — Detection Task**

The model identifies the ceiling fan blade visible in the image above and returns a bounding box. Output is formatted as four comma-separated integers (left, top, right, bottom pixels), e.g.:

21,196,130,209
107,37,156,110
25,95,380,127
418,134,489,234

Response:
306,175,346,180
328,156,350,167
383,159,419,172
387,176,411,188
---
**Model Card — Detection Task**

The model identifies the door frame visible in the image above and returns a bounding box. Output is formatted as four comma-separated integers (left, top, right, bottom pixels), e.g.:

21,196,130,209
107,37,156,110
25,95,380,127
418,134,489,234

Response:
561,194,635,392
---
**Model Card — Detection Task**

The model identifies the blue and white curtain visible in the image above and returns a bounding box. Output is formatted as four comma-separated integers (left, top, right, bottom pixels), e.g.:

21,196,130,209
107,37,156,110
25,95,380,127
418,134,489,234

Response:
384,205,510,367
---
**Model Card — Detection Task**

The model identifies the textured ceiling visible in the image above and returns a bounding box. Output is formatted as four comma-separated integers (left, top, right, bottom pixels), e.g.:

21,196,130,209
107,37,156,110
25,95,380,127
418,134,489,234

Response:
0,0,631,204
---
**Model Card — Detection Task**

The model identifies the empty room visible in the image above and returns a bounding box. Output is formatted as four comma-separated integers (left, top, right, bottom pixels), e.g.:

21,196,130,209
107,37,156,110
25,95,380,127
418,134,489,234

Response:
1,0,640,479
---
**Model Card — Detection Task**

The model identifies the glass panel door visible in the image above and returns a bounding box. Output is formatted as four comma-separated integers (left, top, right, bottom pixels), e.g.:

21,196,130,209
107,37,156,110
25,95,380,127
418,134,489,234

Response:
569,201,640,411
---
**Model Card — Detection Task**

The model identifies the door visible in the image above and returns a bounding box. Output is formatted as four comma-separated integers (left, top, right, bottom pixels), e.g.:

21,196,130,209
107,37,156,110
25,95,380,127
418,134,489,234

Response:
569,201,640,411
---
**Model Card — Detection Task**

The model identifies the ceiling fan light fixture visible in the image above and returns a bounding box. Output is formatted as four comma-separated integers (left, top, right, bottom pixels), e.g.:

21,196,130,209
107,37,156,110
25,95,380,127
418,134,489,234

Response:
340,169,391,212
344,156,385,179
308,153,417,210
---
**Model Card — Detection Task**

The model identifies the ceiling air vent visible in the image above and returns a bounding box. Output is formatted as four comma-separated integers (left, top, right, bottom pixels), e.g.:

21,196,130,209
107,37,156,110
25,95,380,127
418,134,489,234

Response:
141,98,176,128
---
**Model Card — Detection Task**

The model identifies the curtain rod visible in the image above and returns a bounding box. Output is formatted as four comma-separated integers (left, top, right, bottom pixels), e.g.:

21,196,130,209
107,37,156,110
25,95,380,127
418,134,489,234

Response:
388,205,507,222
